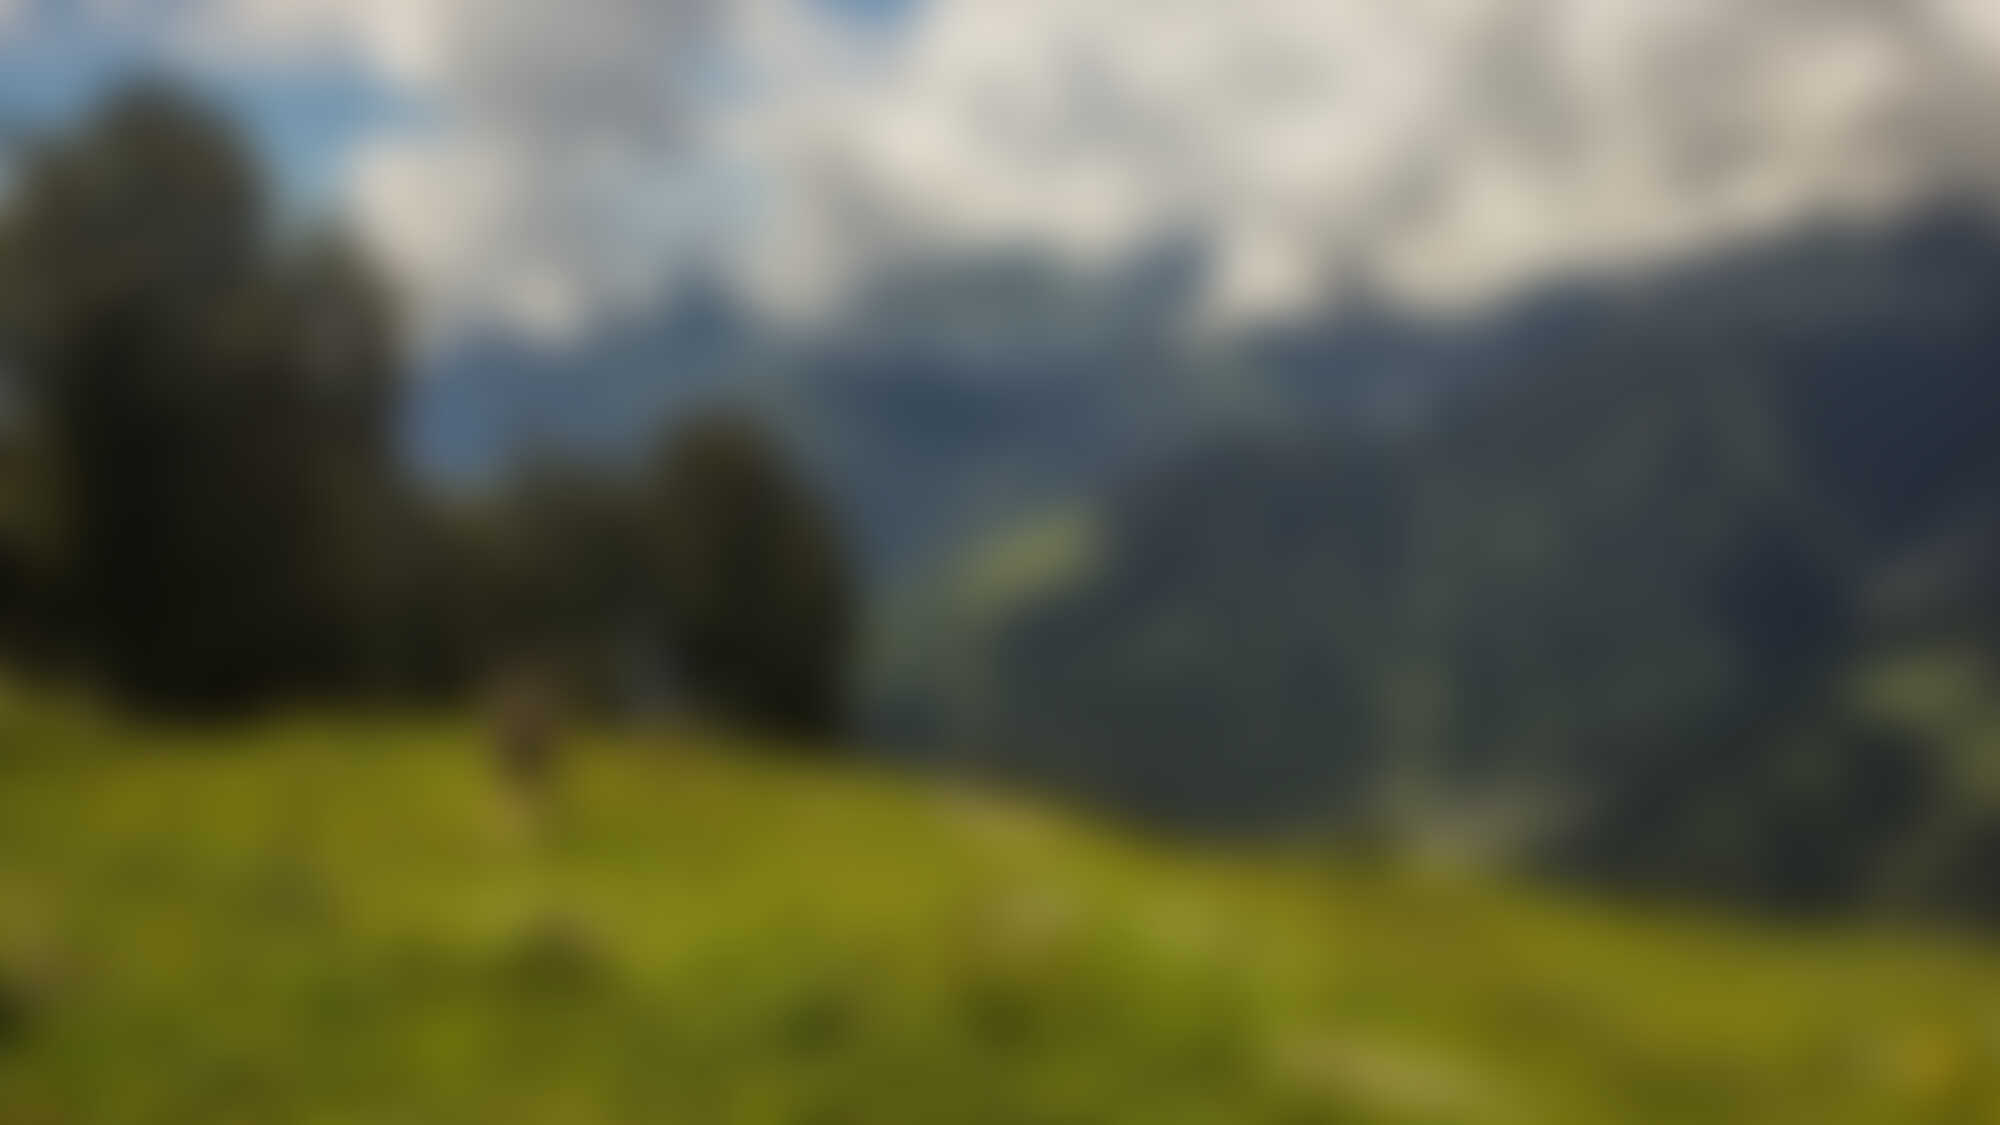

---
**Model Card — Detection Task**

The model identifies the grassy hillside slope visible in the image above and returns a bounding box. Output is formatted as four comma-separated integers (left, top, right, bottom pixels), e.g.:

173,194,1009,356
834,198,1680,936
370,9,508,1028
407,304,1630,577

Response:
0,697,1994,1123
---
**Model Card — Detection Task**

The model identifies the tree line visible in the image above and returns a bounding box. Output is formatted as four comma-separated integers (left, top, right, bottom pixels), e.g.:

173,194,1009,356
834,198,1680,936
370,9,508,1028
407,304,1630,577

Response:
0,84,853,736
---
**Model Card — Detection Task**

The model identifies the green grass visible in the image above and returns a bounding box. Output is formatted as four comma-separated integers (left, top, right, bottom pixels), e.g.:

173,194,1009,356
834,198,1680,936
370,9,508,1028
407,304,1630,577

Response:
0,694,1995,1123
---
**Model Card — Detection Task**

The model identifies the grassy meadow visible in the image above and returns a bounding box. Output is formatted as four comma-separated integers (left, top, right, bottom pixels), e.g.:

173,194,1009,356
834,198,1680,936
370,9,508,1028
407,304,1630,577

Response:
0,689,1995,1123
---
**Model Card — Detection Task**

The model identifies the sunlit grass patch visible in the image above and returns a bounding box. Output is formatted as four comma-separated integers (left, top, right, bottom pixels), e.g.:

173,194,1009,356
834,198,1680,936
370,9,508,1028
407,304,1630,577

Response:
0,704,1995,1122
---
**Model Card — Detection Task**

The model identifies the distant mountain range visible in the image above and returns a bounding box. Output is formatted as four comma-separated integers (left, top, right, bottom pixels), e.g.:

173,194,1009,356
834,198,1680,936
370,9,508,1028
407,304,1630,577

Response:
405,206,2000,914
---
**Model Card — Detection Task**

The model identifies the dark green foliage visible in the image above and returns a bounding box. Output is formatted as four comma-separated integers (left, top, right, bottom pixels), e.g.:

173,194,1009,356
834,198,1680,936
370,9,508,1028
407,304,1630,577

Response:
0,83,408,708
650,408,855,736
391,409,860,733
0,404,62,662
400,413,859,732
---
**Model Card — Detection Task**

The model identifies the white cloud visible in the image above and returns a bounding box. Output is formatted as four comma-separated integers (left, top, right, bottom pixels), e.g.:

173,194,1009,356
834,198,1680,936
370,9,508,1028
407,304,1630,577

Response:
159,0,2000,339
159,0,720,343
726,0,2000,326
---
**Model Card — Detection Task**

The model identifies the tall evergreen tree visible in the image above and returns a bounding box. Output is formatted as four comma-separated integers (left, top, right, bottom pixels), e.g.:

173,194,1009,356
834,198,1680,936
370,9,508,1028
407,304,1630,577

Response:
649,408,854,737
0,83,406,708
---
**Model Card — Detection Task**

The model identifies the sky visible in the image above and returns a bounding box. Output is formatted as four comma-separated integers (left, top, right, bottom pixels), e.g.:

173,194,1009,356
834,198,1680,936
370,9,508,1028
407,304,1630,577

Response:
4,0,2000,347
